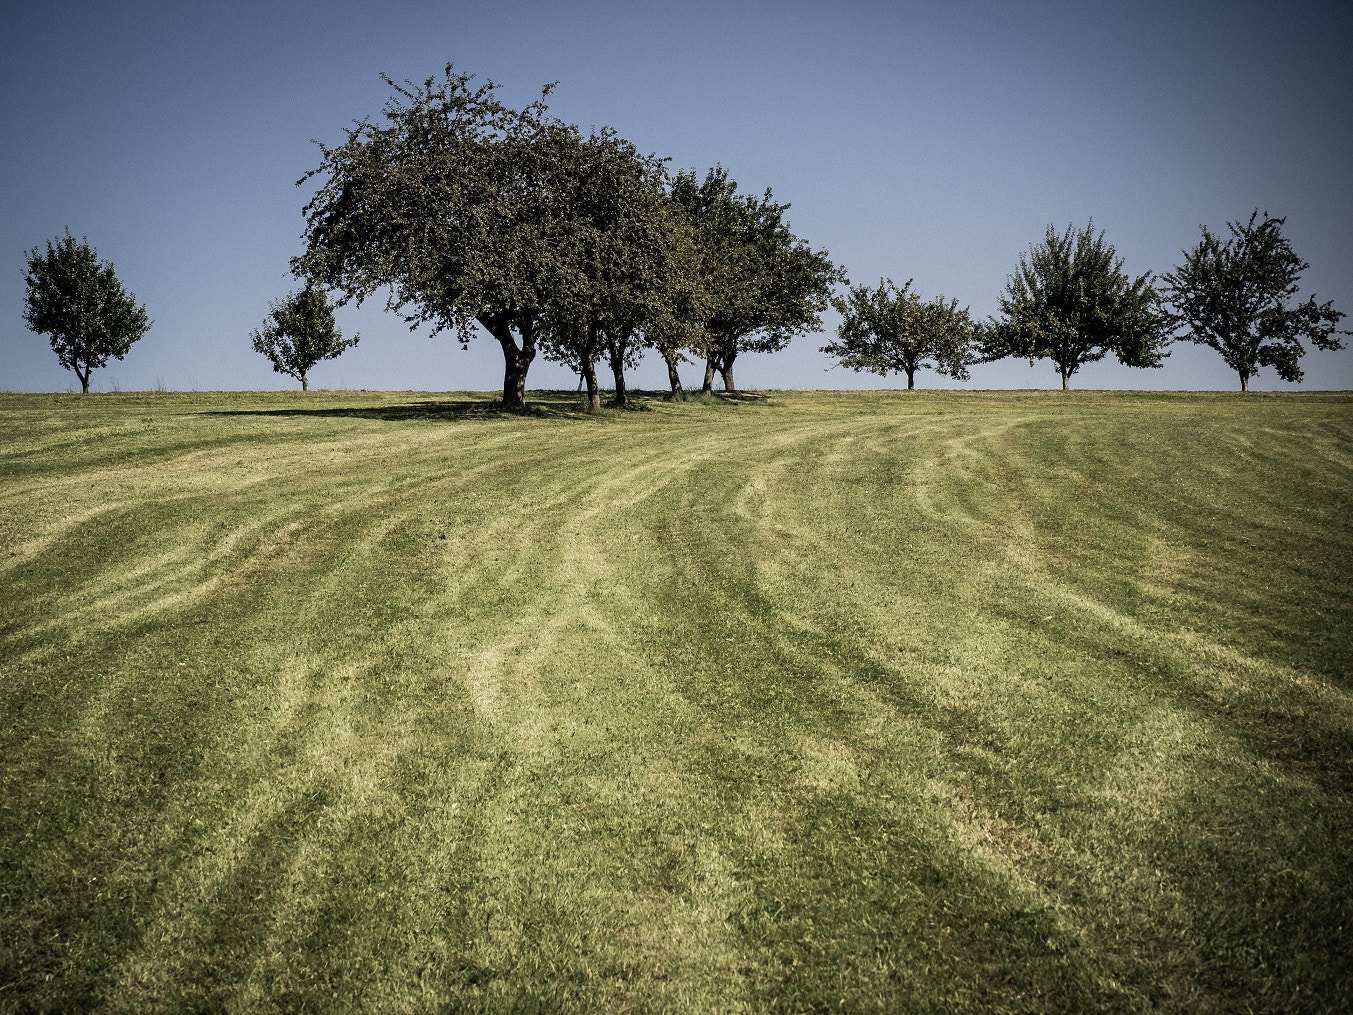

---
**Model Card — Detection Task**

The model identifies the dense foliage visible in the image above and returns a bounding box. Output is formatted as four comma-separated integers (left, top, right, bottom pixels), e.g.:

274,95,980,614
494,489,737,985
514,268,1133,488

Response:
824,278,975,389
1161,211,1347,391
21,232,151,394
985,222,1167,389
250,282,359,391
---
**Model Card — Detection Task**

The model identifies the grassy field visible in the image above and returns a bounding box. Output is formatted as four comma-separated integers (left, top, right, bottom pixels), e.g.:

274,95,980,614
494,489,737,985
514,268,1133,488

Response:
1,388,1349,1013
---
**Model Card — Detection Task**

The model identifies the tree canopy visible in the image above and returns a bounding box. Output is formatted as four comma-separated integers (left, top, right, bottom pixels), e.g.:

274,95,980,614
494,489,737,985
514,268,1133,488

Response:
22,232,151,394
670,167,840,393
985,222,1166,389
251,282,359,391
824,279,975,389
1160,211,1347,391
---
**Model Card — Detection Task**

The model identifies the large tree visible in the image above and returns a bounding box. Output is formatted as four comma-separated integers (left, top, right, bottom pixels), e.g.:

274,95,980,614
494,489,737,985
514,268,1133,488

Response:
671,167,840,393
987,222,1166,389
1160,211,1346,391
22,232,151,394
824,278,975,389
251,282,359,391
295,66,580,408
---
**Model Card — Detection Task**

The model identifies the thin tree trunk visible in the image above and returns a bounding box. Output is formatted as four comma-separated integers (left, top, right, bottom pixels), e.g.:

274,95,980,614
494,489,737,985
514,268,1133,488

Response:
663,351,684,397
77,364,90,394
1061,370,1070,391
701,356,716,394
606,342,627,407
301,373,308,392
906,368,915,390
581,354,601,411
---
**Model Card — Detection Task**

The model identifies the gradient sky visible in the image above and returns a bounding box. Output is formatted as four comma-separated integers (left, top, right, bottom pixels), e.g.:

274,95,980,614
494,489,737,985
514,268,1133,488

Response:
3,0,1350,393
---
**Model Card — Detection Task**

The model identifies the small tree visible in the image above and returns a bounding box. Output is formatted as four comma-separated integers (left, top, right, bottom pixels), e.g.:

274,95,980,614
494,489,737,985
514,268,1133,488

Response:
22,232,151,394
251,282,358,391
824,278,975,389
1161,211,1347,391
988,222,1166,389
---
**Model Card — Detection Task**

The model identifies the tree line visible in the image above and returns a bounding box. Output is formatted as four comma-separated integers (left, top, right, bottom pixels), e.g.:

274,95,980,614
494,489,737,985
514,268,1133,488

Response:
21,66,1347,398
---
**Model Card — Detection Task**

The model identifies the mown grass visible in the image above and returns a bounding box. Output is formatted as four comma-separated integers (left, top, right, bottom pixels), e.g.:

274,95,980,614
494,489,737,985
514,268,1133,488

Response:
1,389,1349,1013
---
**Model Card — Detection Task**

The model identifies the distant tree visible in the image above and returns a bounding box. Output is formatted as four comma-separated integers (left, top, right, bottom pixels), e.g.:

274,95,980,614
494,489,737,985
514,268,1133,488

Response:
671,167,840,393
295,65,580,408
985,222,1166,389
1160,211,1346,391
251,282,358,391
21,232,151,394
824,278,975,389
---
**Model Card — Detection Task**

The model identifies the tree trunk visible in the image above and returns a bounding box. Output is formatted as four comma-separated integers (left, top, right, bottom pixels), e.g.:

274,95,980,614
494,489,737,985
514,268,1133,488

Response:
301,373,308,392
720,359,735,392
607,345,627,407
701,356,716,394
581,354,601,411
77,364,90,394
483,316,535,409
663,351,684,397
502,353,530,407
906,368,915,390
1061,369,1070,391
1239,372,1250,392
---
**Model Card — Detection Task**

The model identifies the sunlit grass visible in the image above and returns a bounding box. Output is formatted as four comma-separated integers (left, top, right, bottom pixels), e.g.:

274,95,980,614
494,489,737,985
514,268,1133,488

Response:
1,389,1349,1012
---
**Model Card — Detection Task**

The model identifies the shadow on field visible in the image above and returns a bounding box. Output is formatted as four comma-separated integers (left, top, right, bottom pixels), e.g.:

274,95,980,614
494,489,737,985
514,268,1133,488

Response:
200,390,771,423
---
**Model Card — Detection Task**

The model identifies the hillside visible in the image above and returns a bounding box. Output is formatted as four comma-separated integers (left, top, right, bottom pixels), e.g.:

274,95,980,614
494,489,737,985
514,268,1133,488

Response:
2,389,1350,1012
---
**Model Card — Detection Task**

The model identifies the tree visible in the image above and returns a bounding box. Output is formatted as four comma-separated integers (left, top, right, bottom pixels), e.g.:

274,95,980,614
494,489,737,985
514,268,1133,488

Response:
251,282,359,391
538,127,699,410
987,222,1166,389
1160,211,1346,391
295,66,580,408
671,167,840,393
22,232,151,394
823,278,975,389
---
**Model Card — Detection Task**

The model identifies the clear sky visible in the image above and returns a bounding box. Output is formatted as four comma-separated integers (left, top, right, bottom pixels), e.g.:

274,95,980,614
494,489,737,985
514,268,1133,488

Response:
3,0,1350,393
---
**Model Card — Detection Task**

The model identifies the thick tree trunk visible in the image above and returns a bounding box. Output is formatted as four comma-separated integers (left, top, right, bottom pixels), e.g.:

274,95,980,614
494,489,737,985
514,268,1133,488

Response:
663,351,684,397
1061,370,1070,391
1239,372,1250,392
484,317,535,409
701,356,716,394
502,353,530,407
301,373,308,392
720,359,735,392
906,368,915,390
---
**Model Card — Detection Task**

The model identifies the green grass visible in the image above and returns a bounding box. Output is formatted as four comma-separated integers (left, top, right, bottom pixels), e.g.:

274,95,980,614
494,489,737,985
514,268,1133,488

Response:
1,389,1349,1013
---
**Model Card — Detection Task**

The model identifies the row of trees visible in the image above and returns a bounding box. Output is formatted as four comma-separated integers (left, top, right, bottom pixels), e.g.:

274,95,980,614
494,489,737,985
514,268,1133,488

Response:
292,67,840,408
19,66,1347,397
828,215,1347,393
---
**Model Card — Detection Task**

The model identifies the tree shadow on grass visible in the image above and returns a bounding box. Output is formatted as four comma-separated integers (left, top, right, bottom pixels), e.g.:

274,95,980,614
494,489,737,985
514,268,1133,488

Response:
199,391,592,423
199,389,773,423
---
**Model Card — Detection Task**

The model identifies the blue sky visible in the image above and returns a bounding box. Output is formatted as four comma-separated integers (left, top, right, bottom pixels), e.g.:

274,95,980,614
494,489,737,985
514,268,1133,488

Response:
3,0,1350,392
